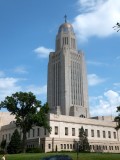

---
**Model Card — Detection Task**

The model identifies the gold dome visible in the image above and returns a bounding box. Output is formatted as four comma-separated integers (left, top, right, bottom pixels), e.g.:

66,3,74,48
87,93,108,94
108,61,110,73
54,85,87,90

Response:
61,23,72,28
58,22,74,33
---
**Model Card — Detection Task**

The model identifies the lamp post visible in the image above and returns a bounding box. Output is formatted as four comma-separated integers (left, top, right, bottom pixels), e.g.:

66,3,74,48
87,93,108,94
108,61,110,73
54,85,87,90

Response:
77,141,79,160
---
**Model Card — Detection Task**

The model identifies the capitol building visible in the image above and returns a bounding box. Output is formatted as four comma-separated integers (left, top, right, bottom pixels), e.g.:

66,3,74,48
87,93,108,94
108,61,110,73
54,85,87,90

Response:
0,19,120,153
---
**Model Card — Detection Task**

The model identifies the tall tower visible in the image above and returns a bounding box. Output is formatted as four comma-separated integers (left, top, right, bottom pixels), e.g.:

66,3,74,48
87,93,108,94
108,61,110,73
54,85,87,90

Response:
47,18,89,118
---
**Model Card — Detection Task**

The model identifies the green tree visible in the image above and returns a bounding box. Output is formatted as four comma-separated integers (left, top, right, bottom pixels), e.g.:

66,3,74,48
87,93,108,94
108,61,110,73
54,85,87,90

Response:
79,126,90,152
0,92,51,153
0,139,6,151
114,106,120,130
7,129,22,154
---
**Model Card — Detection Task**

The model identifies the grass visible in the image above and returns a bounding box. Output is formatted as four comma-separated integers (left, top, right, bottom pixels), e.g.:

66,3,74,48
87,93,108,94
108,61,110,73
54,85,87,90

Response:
0,152,120,160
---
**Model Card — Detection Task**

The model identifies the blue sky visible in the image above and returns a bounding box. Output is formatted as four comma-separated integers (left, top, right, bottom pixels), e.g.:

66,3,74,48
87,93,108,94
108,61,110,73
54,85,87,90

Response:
0,0,120,117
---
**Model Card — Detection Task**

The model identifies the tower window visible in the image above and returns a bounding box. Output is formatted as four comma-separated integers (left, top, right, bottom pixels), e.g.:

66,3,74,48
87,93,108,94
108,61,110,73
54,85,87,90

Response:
65,37,68,44
63,37,68,45
63,37,64,45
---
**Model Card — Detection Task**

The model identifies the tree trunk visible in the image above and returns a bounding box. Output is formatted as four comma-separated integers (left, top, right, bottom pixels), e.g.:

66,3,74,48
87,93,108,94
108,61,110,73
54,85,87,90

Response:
22,129,27,153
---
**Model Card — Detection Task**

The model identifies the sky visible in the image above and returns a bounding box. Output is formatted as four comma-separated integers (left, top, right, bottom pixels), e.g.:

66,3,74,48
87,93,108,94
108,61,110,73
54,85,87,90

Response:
0,0,120,117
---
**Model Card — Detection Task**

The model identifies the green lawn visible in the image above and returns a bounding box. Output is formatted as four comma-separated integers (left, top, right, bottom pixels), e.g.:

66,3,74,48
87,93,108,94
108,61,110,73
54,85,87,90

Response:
1,152,120,160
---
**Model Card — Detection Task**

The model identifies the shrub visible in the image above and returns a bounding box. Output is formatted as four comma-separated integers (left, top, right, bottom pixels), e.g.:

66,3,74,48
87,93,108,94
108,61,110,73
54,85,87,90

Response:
0,150,5,155
26,148,43,153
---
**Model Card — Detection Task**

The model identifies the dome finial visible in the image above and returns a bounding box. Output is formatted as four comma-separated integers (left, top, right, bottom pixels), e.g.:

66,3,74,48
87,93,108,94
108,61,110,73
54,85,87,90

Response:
64,14,67,23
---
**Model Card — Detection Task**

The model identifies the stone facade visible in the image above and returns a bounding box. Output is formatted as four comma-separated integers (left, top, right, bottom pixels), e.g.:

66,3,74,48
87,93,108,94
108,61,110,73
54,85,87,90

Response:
47,22,89,118
0,112,15,128
0,113,120,153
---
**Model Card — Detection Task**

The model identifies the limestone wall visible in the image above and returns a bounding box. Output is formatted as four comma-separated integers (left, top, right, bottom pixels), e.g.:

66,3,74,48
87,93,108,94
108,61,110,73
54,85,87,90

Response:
0,112,15,127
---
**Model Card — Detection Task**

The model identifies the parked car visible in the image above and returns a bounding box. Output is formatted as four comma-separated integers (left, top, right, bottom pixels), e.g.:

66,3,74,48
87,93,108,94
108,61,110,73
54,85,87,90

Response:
41,155,73,160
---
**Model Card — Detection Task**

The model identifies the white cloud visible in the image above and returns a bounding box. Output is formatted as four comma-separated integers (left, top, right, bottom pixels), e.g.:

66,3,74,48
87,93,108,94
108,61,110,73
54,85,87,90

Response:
34,46,54,58
88,74,106,86
73,0,120,41
14,66,28,74
26,85,47,95
0,76,47,103
90,90,120,116
104,90,120,106
0,78,19,89
78,0,105,13
0,77,21,102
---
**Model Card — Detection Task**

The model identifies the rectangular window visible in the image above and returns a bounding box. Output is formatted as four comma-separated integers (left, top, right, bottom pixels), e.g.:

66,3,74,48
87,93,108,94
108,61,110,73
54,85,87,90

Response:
103,131,106,138
70,144,72,149
67,144,69,149
63,37,64,45
108,131,111,138
55,126,58,135
67,37,68,44
65,127,68,135
64,144,66,149
61,144,63,149
72,128,75,136
113,132,116,139
48,144,51,149
85,129,88,136
37,128,40,136
91,130,94,137
65,37,66,44
97,130,100,137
